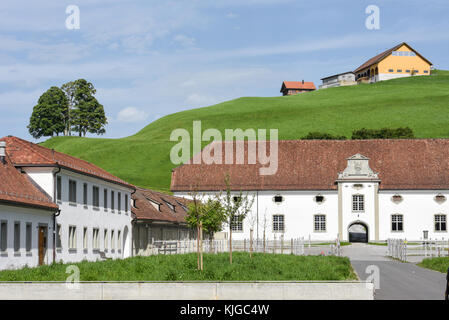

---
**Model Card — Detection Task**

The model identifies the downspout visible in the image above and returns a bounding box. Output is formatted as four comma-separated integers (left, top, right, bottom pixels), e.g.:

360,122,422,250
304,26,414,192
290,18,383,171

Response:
130,187,137,257
52,166,61,264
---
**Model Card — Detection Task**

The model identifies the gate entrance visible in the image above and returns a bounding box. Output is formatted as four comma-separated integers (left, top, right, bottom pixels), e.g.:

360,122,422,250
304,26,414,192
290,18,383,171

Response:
348,223,368,243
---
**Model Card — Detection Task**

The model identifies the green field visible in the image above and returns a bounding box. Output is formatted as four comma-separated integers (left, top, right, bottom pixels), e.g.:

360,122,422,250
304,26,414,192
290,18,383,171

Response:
42,72,449,191
418,257,449,274
0,253,356,281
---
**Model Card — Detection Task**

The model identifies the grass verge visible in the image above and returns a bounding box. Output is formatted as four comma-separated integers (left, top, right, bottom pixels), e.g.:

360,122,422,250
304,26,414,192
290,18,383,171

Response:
418,257,449,273
0,252,357,281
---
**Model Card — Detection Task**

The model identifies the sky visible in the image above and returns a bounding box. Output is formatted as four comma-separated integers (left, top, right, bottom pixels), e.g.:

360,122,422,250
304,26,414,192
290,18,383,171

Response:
1,0,448,141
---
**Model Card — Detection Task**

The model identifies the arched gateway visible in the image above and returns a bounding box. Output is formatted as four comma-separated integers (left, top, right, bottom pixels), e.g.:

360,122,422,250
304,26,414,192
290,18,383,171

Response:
348,222,368,243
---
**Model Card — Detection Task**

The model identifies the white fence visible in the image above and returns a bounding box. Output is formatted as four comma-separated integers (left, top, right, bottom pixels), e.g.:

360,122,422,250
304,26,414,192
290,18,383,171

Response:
143,237,342,257
388,238,449,262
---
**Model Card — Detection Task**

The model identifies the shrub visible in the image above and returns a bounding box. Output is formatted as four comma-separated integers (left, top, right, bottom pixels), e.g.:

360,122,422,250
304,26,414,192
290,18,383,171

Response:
301,132,347,140
351,127,414,139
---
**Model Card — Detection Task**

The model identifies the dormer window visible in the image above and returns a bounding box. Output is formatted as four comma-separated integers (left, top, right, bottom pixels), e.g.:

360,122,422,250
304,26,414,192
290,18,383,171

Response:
162,198,176,212
273,195,284,203
434,194,446,204
147,197,161,212
314,195,325,204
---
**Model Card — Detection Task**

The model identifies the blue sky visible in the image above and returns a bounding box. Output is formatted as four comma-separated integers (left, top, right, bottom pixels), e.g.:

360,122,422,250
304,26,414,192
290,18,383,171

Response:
1,0,448,141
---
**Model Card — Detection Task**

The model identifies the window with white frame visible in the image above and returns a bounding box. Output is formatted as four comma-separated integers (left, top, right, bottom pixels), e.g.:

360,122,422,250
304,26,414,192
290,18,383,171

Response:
83,227,88,250
83,183,88,206
125,194,129,212
314,215,326,232
392,214,403,232
111,230,115,250
104,229,108,251
56,224,62,249
352,195,364,212
93,228,100,250
118,192,121,213
69,180,77,204
92,186,99,208
26,223,32,252
0,221,7,252
104,189,108,211
435,215,447,232
117,230,122,251
231,215,243,232
111,191,115,211
68,226,77,250
14,222,20,252
56,176,62,202
273,215,285,232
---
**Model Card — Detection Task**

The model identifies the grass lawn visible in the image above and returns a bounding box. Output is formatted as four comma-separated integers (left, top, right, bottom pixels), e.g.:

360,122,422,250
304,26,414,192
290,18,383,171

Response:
0,252,357,281
418,257,449,274
41,72,449,192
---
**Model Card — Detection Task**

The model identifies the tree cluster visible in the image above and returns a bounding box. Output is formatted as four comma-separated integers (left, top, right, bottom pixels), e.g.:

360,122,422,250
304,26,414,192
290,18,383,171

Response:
301,127,415,140
28,79,107,138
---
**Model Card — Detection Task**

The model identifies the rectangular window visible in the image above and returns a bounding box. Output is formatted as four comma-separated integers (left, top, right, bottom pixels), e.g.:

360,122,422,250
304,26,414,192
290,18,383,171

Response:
68,226,77,250
397,69,402,73
117,230,122,251
314,215,326,232
423,70,428,74
93,186,99,208
125,194,129,212
111,191,115,211
405,70,411,73
352,195,364,212
231,215,243,232
56,176,62,201
93,228,100,250
104,229,108,251
118,192,122,213
56,224,62,249
83,227,88,250
14,222,20,252
26,223,32,252
83,183,88,206
392,214,403,231
273,215,285,232
389,69,394,72
69,180,77,204
104,189,108,210
414,70,419,74
111,230,115,250
0,221,7,252
435,215,447,232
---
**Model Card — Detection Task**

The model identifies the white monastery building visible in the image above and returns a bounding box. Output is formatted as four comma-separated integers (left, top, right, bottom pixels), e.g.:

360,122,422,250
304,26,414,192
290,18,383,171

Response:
171,139,449,243
0,136,134,270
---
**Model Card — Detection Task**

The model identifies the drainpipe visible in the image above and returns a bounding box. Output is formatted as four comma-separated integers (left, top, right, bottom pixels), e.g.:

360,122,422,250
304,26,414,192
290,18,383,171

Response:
52,166,61,264
130,187,137,257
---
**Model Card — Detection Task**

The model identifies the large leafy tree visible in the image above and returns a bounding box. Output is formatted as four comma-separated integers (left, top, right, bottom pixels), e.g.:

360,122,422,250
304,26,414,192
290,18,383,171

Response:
62,79,107,137
27,86,69,139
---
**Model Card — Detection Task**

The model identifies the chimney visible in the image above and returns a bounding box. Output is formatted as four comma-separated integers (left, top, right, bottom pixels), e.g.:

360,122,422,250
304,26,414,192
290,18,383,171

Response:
0,141,6,164
302,79,304,84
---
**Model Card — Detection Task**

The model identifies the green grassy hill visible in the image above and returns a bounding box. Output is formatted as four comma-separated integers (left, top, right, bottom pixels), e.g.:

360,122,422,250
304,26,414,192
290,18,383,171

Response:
42,72,449,192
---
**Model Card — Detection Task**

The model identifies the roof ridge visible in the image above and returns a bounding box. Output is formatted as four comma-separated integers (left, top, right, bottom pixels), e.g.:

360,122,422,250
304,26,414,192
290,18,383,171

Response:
6,136,55,163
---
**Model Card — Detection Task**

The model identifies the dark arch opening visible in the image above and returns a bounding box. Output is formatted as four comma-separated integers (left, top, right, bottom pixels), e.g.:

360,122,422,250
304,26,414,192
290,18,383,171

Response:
348,222,368,243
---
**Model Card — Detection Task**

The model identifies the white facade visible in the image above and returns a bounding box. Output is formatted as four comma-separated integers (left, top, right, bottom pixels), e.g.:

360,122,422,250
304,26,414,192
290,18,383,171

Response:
174,154,448,242
319,72,356,89
0,205,54,270
0,166,133,270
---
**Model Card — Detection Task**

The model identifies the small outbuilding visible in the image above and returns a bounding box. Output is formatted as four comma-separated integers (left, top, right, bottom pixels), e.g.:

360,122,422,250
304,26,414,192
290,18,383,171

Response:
280,80,316,96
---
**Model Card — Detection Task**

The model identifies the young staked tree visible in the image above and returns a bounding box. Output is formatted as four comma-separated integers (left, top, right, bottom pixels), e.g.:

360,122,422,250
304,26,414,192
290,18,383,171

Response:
201,199,226,253
28,86,69,139
219,174,254,264
185,189,205,271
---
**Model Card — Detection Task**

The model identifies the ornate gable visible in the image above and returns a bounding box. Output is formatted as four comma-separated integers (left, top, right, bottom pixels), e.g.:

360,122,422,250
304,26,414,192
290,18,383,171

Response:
337,153,379,181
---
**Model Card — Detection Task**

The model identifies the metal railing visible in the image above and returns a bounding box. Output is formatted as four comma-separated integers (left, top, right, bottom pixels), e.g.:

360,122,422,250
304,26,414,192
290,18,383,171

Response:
387,238,449,262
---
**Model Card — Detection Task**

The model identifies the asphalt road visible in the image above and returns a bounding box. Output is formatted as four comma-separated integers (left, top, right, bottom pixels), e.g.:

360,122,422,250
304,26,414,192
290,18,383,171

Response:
342,244,447,300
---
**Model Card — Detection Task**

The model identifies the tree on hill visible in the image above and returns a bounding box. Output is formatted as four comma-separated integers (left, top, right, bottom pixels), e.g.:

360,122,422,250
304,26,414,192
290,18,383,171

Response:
351,127,414,139
28,86,69,139
62,79,107,137
301,132,347,140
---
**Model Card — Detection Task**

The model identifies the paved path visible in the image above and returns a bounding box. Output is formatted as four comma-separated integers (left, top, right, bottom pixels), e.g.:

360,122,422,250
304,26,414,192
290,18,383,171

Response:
342,243,446,300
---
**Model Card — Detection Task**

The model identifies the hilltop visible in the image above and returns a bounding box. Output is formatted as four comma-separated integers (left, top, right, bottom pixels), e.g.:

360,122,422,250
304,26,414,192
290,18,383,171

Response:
42,72,449,192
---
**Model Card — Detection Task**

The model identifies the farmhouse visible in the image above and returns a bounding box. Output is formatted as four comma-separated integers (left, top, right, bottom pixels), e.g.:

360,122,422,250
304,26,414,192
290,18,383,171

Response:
353,42,432,83
171,139,449,243
319,71,356,89
131,187,193,256
0,136,135,270
280,81,316,96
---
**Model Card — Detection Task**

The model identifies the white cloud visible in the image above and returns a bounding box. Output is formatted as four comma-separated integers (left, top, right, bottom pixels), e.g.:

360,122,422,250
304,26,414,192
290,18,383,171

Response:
116,107,149,123
226,12,238,19
173,34,196,47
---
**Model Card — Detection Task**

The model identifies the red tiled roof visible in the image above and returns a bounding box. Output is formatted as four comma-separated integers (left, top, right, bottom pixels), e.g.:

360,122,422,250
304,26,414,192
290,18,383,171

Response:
1,136,134,190
281,81,316,91
171,139,449,191
0,155,58,211
132,187,191,224
353,42,432,74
